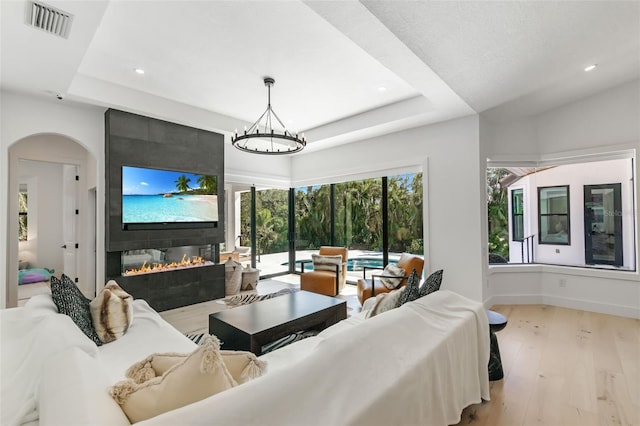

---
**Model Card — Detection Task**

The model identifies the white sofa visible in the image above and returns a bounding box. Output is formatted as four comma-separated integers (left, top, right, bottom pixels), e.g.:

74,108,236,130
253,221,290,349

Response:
0,289,490,426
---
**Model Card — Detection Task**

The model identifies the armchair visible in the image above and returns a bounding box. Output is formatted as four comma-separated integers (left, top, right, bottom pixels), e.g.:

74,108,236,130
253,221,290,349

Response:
300,246,348,296
356,253,424,305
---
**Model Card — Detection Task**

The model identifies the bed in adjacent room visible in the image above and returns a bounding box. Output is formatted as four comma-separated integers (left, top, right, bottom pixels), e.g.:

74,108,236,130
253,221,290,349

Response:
18,268,54,305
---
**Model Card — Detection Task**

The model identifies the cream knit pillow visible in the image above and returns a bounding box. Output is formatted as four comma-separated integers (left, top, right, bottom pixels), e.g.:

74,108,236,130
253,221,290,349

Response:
90,280,133,343
126,346,266,385
111,336,236,423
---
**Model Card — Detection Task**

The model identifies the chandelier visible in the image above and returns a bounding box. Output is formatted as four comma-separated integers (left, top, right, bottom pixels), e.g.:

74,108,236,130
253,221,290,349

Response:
231,77,306,154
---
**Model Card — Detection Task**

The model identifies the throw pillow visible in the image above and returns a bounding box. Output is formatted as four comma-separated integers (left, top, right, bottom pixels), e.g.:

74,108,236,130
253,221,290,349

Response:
311,254,343,272
111,335,237,424
379,264,405,289
51,274,103,346
224,258,242,295
418,269,444,298
126,347,266,385
365,288,404,318
89,280,134,344
397,269,421,306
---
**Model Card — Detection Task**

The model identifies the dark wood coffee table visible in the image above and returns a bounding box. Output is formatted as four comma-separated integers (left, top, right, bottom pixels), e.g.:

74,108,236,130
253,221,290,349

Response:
209,290,347,355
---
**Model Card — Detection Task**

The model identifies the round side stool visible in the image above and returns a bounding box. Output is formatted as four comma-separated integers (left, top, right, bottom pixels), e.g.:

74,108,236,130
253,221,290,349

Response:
487,310,507,381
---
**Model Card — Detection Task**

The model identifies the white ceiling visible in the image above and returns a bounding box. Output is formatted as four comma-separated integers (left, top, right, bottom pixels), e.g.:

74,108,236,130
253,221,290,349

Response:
2,0,639,153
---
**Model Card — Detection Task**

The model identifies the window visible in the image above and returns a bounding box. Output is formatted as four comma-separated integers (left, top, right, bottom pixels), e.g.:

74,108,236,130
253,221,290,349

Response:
538,185,570,245
386,173,423,254
18,186,27,241
511,189,524,241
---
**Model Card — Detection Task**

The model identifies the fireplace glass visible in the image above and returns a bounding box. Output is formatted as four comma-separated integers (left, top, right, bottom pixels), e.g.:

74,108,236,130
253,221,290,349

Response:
121,244,214,276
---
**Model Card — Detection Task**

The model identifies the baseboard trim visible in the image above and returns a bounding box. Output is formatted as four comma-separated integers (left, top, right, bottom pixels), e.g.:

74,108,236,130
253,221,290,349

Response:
484,293,640,319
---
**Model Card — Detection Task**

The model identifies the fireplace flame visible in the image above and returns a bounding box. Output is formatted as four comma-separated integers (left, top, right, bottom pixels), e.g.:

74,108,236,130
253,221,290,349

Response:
124,253,208,276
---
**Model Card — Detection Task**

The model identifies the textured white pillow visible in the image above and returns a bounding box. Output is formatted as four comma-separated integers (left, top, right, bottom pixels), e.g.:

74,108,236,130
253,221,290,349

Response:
111,336,237,424
90,280,133,343
311,254,343,272
379,264,406,289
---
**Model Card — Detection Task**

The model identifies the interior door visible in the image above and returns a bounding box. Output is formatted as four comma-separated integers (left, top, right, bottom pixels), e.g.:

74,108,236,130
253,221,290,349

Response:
62,164,79,281
584,183,622,266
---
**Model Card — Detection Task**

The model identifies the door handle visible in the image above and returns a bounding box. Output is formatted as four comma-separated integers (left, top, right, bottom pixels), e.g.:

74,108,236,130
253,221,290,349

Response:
61,244,67,249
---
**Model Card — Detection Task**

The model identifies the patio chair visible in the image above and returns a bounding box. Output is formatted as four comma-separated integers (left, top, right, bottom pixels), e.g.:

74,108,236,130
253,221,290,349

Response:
300,246,348,296
356,253,424,305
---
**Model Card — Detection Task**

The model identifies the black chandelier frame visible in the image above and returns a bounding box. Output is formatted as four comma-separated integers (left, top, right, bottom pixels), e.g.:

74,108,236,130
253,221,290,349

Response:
231,77,306,155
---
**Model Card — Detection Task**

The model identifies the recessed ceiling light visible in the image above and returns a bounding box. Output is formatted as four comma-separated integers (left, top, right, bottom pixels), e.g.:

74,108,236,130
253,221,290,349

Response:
378,86,387,92
134,68,145,75
584,64,597,72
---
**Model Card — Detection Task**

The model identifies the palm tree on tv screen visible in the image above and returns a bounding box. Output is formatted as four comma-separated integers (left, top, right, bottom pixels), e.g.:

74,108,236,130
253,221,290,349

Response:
196,175,216,195
175,175,191,193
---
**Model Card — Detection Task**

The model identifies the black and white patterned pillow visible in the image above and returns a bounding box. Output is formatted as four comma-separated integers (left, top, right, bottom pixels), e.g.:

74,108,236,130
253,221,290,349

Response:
51,274,102,346
397,269,421,306
418,269,444,298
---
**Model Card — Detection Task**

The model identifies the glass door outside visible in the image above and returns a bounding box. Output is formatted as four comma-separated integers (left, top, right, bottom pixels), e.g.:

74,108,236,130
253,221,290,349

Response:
584,183,623,266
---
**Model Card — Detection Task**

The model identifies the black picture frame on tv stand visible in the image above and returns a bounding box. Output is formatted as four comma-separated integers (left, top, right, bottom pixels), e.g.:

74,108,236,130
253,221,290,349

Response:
123,222,218,231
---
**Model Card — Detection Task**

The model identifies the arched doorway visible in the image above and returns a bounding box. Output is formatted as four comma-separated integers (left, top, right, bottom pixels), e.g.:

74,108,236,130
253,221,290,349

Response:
6,133,97,307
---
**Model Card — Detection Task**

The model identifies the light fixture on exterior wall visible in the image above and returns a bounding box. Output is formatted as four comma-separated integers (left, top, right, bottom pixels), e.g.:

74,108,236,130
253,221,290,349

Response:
231,77,306,154
584,64,597,72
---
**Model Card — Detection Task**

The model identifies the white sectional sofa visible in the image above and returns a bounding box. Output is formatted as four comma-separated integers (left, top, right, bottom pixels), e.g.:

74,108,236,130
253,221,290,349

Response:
0,289,490,426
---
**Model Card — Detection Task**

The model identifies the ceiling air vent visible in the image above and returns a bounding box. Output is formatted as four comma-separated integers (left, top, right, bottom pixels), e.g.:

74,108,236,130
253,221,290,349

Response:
27,1,73,39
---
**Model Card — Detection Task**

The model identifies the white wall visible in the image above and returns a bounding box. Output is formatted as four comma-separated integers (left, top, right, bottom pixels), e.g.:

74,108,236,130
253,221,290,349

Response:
536,80,640,153
292,115,485,302
483,79,640,318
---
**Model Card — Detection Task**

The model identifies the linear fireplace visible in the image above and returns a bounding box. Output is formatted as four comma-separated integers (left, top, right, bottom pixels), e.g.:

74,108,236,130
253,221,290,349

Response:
122,246,213,276
108,245,225,312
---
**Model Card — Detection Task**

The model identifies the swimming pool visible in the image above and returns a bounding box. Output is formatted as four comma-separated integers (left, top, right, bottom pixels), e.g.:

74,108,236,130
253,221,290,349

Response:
285,256,398,272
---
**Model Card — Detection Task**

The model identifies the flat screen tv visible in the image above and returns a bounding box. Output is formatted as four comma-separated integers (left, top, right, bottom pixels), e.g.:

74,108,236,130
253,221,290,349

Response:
121,165,218,230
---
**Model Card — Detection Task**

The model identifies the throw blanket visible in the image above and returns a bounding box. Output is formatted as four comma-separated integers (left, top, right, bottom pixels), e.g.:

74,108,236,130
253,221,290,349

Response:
0,300,99,426
223,288,297,307
138,290,490,426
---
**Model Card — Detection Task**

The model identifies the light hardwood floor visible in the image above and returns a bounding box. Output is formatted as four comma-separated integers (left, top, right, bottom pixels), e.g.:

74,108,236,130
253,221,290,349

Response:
455,304,639,426
161,282,639,426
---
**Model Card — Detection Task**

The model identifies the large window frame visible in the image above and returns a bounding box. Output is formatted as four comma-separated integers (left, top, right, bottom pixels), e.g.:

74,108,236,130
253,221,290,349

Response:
538,185,570,245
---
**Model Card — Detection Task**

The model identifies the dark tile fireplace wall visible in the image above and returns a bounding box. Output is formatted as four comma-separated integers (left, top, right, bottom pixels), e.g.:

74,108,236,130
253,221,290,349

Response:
105,109,225,311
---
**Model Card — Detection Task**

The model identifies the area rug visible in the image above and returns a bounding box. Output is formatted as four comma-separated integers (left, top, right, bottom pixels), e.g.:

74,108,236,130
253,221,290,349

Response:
223,287,298,307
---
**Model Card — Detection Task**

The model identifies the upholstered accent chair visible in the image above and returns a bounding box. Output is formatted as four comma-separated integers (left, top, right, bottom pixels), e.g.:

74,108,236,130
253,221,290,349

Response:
356,253,424,305
300,246,348,296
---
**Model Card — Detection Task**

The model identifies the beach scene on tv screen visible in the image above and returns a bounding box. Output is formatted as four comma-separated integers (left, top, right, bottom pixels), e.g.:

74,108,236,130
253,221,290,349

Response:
122,166,218,223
